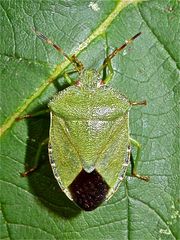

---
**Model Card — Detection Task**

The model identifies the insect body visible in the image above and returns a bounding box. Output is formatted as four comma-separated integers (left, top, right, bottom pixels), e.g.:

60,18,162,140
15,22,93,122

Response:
20,31,149,211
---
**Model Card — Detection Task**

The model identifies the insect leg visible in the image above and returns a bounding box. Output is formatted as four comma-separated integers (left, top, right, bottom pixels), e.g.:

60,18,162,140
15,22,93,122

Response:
99,34,114,85
16,109,50,121
129,100,147,106
21,138,49,177
101,57,114,85
129,138,149,181
63,71,81,86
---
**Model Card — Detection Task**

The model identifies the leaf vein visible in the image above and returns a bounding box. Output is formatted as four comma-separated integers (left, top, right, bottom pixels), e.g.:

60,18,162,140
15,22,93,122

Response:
0,0,143,137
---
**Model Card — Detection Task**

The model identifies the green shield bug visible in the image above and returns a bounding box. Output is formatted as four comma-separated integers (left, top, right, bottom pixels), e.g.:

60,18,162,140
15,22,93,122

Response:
19,30,149,211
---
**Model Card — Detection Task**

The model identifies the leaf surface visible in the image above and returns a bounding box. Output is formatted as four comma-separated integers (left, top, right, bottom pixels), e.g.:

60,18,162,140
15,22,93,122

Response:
0,0,179,239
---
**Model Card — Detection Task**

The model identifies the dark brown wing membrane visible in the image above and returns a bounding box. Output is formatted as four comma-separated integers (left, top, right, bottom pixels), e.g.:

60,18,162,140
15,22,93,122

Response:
69,169,109,211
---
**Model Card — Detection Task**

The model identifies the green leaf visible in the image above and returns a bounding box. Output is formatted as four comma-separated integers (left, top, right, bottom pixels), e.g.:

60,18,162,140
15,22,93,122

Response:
0,0,179,239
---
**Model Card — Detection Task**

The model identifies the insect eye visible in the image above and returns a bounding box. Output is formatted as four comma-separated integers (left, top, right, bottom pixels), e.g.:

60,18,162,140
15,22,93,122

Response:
75,80,82,87
97,80,105,88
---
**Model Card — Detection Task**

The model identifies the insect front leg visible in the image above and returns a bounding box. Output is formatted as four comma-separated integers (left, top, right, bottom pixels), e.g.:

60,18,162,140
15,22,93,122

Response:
21,138,49,177
63,71,80,86
101,57,114,85
129,138,149,181
16,109,50,121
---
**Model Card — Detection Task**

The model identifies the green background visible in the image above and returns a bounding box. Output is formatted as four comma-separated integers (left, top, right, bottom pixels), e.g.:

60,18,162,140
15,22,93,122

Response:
0,0,179,239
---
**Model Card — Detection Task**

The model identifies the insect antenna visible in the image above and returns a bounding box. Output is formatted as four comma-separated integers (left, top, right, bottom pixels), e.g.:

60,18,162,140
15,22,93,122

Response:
98,32,142,73
33,28,84,72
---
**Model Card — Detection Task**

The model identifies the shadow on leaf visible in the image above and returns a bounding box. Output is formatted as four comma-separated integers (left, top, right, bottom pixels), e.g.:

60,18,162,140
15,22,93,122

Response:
22,83,81,219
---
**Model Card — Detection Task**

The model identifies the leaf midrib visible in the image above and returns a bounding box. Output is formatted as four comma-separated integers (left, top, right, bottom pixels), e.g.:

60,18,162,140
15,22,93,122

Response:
0,0,142,137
